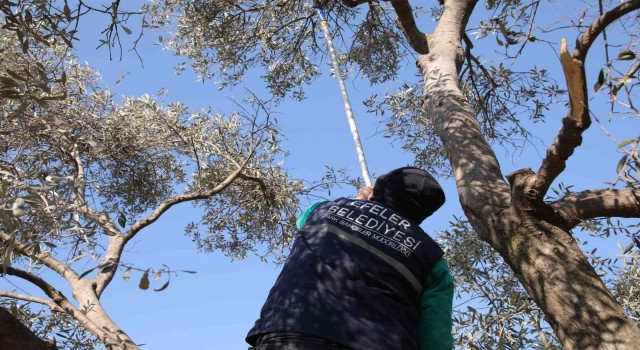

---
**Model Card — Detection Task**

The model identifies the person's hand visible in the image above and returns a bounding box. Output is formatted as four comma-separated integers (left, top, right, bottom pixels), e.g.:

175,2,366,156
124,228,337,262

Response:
355,186,374,200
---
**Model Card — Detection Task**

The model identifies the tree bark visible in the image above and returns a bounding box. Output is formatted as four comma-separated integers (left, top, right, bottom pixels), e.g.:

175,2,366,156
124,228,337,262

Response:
414,0,640,348
71,281,139,350
0,306,57,350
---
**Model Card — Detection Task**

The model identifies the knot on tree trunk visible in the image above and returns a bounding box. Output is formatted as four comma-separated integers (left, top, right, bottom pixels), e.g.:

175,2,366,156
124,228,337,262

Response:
507,168,542,210
507,168,573,230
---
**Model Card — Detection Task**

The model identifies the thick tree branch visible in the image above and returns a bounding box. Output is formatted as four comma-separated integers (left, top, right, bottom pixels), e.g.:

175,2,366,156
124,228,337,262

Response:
530,39,589,199
0,231,80,283
390,0,428,54
551,189,640,229
0,291,63,313
0,266,117,346
531,1,640,199
574,0,640,61
419,0,509,226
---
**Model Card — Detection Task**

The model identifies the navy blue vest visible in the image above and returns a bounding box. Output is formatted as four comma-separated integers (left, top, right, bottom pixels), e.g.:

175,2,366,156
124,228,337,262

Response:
247,198,444,350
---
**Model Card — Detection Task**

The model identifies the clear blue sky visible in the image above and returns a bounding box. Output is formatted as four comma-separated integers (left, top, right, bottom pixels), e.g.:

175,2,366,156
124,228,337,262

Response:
2,3,637,349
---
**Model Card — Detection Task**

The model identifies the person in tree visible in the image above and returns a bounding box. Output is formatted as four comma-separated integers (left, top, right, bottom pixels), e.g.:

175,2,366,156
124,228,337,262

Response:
246,167,454,350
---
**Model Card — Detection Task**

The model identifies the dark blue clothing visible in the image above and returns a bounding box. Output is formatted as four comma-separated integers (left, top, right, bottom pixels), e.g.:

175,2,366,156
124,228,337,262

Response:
247,198,445,350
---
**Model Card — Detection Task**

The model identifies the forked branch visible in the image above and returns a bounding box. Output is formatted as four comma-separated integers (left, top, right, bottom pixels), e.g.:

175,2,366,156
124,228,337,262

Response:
574,0,640,61
390,0,428,54
0,231,80,283
531,1,640,199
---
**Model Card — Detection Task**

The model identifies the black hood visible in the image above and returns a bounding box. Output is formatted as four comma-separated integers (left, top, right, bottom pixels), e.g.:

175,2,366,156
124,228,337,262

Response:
373,167,445,225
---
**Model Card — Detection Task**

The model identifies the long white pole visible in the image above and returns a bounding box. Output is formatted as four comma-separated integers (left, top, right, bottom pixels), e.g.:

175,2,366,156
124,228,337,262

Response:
315,7,372,187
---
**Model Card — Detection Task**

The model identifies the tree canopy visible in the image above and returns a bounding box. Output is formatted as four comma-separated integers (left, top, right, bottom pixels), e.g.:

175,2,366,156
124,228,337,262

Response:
1,0,639,349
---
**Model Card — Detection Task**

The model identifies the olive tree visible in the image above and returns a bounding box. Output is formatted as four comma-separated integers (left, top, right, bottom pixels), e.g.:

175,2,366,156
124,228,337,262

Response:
145,0,640,349
0,3,307,348
2,0,639,349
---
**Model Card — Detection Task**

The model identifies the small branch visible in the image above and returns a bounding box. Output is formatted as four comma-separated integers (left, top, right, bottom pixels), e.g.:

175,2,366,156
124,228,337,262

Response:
74,204,121,235
237,173,273,207
390,0,428,54
612,60,640,95
68,143,86,204
65,143,122,235
512,0,540,60
551,189,640,229
0,231,80,283
0,291,63,313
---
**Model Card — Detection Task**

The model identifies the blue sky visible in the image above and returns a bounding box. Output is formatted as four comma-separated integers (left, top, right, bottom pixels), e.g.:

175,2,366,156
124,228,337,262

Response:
2,2,638,349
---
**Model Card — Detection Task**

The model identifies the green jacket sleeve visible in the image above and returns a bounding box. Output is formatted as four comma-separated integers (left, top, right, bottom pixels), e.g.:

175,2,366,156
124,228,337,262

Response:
418,258,454,350
296,201,327,229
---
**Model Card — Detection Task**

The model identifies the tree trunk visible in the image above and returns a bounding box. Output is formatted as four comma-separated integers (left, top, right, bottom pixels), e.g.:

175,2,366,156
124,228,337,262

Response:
492,207,640,349
0,306,57,350
417,0,640,348
72,282,138,350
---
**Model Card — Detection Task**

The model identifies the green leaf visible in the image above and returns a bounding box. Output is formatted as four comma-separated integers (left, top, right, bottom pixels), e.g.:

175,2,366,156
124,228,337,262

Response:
69,253,86,263
617,138,635,149
118,213,126,228
43,242,57,248
0,76,18,87
3,245,13,273
139,270,150,290
10,302,19,317
617,50,636,60
78,265,100,279
122,26,132,35
154,280,170,292
594,68,606,92
616,155,628,174
624,242,634,254
182,270,197,274
5,69,24,82
506,36,519,45
63,3,72,21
